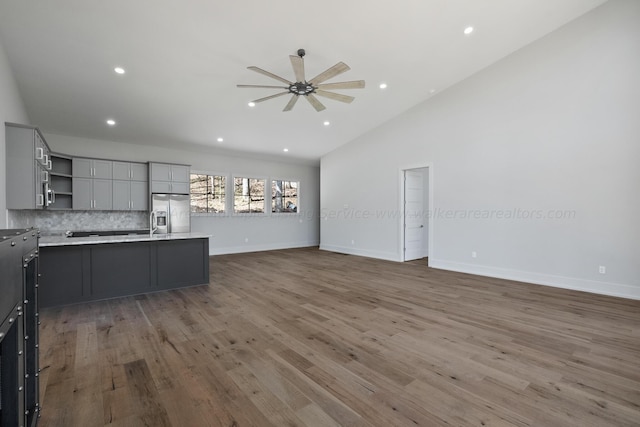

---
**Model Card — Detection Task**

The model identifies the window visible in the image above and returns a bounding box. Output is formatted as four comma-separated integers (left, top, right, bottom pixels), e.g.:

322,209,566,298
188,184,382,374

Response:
272,180,299,213
190,174,226,213
234,177,265,213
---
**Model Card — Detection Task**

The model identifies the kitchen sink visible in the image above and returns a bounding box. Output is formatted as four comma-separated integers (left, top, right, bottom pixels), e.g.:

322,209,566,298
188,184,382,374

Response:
67,229,151,237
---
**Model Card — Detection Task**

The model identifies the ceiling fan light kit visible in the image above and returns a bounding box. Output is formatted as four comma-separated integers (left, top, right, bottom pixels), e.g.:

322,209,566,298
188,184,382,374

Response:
237,48,365,112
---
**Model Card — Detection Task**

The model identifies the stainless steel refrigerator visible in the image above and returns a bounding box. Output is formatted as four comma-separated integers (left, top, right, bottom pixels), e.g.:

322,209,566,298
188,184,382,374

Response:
151,194,190,234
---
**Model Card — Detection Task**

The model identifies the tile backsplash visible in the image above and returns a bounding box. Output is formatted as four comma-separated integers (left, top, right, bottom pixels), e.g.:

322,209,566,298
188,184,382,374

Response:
8,210,149,236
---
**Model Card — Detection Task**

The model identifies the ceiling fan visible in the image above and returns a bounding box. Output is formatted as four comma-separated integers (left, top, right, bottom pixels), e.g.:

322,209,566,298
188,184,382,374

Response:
237,49,365,112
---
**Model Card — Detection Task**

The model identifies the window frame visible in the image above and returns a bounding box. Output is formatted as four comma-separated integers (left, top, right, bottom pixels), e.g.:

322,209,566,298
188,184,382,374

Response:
232,174,268,215
270,178,300,215
189,171,229,216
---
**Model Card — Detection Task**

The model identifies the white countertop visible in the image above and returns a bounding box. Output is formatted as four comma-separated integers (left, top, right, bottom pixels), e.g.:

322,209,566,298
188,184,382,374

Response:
39,232,211,247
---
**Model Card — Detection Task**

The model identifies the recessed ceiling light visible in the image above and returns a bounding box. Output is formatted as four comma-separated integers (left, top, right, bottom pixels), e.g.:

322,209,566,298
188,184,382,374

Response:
379,83,387,89
106,119,116,126
114,67,125,74
323,121,330,126
217,137,224,142
283,148,289,152
464,26,474,35
248,102,256,107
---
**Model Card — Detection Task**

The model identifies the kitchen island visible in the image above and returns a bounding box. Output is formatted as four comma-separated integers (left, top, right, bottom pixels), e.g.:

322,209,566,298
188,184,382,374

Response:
39,233,210,307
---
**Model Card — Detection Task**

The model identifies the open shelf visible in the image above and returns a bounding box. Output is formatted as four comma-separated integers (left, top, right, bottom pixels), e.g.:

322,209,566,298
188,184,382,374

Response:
50,154,72,175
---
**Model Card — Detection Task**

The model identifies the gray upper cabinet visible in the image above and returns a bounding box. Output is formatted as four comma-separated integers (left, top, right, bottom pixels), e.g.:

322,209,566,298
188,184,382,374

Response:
113,161,148,181
112,162,148,210
131,181,148,210
6,123,188,211
73,158,112,179
112,180,148,211
72,178,112,210
5,123,53,209
150,162,190,194
72,157,113,210
112,180,130,210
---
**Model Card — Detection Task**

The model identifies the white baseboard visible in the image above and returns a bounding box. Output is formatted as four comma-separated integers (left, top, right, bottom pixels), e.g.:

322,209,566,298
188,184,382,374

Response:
319,244,400,262
209,241,319,256
429,258,640,301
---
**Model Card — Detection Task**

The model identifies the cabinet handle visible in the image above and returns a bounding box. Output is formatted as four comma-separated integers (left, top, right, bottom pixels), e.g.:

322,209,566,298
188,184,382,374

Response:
47,159,52,170
35,147,44,160
36,194,44,207
43,154,49,166
42,171,49,182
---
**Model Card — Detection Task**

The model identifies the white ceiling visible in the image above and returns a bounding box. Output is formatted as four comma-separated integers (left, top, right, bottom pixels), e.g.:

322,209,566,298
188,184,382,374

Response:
0,0,607,162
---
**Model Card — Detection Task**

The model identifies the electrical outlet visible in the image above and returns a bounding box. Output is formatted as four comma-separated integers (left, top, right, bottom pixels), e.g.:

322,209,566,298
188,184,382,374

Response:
471,251,477,258
599,265,606,274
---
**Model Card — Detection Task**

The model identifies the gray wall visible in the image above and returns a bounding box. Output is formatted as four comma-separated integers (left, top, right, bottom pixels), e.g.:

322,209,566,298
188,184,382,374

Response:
0,36,30,227
320,0,640,299
44,134,320,254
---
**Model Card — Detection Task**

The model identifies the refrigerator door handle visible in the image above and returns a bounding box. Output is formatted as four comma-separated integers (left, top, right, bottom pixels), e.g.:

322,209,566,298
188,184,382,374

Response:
150,211,157,235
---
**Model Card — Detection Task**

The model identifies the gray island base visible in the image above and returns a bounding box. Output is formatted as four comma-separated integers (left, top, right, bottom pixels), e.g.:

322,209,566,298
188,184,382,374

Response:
38,233,210,307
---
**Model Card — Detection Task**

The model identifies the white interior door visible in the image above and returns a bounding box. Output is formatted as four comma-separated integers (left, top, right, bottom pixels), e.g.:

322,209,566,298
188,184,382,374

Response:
404,170,424,261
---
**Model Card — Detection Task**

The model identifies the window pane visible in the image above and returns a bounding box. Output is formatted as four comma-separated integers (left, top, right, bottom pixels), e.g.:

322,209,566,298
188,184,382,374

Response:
190,193,209,213
211,175,225,213
190,174,225,213
272,180,298,213
234,177,264,213
190,174,209,194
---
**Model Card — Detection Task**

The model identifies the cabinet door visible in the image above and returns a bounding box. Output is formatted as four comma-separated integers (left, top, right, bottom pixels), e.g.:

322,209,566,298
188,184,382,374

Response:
39,246,86,307
171,165,190,183
130,181,148,211
90,243,151,298
170,182,190,194
112,180,131,210
130,163,148,181
93,160,113,179
151,181,172,193
35,163,46,209
151,163,172,181
72,178,93,209
93,179,113,210
73,158,93,178
112,161,130,180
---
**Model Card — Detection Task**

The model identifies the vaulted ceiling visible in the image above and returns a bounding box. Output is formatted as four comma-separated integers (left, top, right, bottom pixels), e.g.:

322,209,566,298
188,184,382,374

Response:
0,0,607,161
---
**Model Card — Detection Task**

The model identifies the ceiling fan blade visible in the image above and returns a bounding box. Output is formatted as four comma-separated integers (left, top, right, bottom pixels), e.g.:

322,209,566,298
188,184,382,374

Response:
289,55,305,82
315,90,355,104
305,94,326,112
237,84,289,89
247,66,292,85
309,62,350,85
283,95,299,112
252,91,290,103
316,80,365,90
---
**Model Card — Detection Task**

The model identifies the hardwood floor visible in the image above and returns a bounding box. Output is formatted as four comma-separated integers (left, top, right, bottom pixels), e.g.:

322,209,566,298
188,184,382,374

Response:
38,247,640,426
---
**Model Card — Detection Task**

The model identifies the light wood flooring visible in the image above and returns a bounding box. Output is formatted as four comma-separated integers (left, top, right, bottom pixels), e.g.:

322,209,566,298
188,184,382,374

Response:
38,247,640,426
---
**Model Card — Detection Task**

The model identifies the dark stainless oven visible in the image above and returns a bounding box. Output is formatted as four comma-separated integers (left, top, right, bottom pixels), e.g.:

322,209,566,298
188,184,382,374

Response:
0,303,24,426
1,229,40,427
